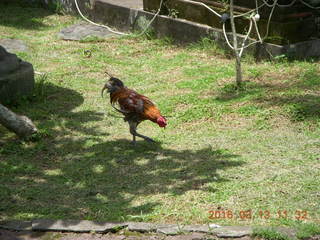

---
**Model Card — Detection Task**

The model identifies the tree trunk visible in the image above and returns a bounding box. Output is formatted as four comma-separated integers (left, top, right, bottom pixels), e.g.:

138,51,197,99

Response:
0,103,38,138
229,0,242,88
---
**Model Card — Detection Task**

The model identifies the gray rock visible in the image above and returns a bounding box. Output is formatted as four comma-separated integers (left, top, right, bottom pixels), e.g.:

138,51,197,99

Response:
127,222,157,232
58,22,118,41
156,225,182,235
166,233,206,240
309,235,320,240
124,222,221,235
32,220,127,233
0,220,32,231
0,39,28,53
213,226,252,238
0,45,21,75
275,227,297,240
208,223,221,229
0,45,34,103
182,224,220,233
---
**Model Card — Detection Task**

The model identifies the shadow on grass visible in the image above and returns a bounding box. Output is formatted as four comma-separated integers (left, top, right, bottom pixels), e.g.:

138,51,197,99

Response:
257,94,320,122
0,2,53,30
0,138,242,223
0,83,243,224
214,67,320,122
214,81,265,102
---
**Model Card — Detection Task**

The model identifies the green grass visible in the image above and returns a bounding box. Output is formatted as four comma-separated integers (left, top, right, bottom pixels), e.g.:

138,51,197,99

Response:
0,3,319,234
253,223,320,240
253,227,292,240
296,223,320,239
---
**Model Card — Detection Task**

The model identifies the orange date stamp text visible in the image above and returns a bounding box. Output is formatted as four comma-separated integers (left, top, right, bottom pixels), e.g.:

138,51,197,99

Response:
208,209,309,220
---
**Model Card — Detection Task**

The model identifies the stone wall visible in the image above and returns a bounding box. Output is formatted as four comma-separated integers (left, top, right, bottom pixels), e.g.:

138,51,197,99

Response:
144,0,320,44
38,0,92,15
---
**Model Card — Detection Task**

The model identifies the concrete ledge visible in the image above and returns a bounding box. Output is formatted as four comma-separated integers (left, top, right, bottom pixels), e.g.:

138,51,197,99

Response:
40,0,320,59
0,220,250,237
32,219,127,233
283,39,320,59
0,220,300,239
85,0,285,59
0,220,32,231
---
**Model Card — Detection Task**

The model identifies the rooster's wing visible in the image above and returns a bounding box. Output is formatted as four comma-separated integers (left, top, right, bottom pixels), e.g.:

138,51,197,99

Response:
115,90,154,116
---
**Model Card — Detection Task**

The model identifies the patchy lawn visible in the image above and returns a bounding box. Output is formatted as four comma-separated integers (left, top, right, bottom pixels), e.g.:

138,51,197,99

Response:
0,2,319,230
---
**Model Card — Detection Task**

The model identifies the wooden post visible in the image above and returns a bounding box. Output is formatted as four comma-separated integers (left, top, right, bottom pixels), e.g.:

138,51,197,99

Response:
0,103,37,138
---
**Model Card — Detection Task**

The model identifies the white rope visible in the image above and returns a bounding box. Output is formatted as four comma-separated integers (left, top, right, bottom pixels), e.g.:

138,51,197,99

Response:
255,0,259,12
262,0,303,7
239,18,253,57
234,2,266,18
74,0,303,59
183,0,266,19
260,0,278,7
263,0,277,39
136,0,164,36
238,0,277,50
300,0,320,9
262,0,320,8
74,0,164,37
179,0,221,17
223,23,236,50
222,15,254,55
252,17,262,43
188,0,274,56
74,0,275,44
236,0,318,53
74,0,128,35
277,0,297,7
222,0,278,55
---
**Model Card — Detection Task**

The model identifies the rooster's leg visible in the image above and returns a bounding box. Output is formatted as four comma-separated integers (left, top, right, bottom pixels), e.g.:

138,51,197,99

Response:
129,121,137,144
129,121,155,143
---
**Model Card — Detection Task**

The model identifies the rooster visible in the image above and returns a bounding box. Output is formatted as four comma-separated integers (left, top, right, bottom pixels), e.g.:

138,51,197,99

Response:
101,75,167,144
